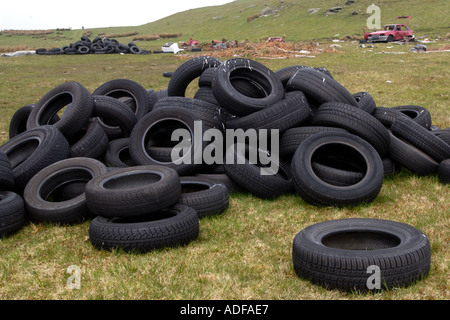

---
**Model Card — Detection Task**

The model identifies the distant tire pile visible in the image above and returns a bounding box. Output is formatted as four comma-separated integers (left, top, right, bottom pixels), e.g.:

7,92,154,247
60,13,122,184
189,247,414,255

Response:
35,36,151,55
1,56,446,291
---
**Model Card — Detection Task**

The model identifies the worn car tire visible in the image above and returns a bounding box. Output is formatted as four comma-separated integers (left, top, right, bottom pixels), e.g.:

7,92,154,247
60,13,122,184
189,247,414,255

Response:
23,157,109,224
286,68,359,108
93,79,150,121
312,102,390,157
88,204,199,252
223,142,293,199
0,125,70,193
388,130,438,176
167,56,222,97
391,116,450,162
0,190,25,237
437,159,450,184
211,58,285,116
291,131,384,207
179,176,229,218
104,138,136,167
129,107,207,175
85,165,181,218
68,120,109,159
292,218,431,292
225,91,311,133
26,82,94,140
91,95,138,139
0,150,14,190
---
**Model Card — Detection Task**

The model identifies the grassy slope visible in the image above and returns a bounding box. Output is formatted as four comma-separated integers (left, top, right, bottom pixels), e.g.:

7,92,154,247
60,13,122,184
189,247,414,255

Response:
1,0,449,51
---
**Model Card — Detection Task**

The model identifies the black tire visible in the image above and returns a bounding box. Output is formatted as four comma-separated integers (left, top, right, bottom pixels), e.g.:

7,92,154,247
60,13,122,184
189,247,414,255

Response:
275,65,313,87
279,126,348,158
179,176,229,218
211,58,285,116
104,138,136,167
0,150,14,190
291,131,384,207
77,46,90,54
391,116,450,162
275,65,334,87
193,86,221,106
68,119,109,159
9,104,33,139
167,56,222,97
225,91,311,133
23,157,109,224
286,68,359,108
437,159,450,184
292,218,431,292
312,102,390,157
388,130,438,176
88,204,199,252
129,107,206,175
26,82,94,140
372,106,404,128
129,45,142,54
85,165,181,218
311,162,364,186
198,67,217,87
392,105,432,129
352,91,376,114
92,79,150,121
223,142,293,199
0,125,70,193
194,173,243,194
91,95,137,139
0,191,25,237
153,96,229,131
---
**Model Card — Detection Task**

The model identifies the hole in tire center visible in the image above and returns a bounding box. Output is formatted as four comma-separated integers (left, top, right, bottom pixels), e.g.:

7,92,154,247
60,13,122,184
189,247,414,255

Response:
145,119,192,149
181,182,210,193
322,231,401,250
311,143,367,174
7,138,40,168
40,169,93,202
102,171,162,190
230,69,272,98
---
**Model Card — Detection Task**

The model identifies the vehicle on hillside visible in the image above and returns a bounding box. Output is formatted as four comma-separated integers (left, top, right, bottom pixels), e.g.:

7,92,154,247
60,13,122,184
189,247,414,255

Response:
363,16,414,42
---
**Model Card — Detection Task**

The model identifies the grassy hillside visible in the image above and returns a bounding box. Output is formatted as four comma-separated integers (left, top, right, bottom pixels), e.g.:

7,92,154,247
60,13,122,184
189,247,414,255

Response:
1,0,449,52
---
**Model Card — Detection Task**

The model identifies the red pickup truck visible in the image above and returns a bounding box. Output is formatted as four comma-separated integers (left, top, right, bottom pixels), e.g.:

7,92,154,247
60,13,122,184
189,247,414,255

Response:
363,16,414,42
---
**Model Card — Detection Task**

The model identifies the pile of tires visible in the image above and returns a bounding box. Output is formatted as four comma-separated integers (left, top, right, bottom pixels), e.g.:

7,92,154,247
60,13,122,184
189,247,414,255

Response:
0,56,447,291
35,36,151,55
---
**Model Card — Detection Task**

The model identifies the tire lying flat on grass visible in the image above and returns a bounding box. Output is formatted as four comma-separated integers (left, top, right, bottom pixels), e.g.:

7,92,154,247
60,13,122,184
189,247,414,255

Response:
292,218,431,292
88,204,199,252
85,165,181,218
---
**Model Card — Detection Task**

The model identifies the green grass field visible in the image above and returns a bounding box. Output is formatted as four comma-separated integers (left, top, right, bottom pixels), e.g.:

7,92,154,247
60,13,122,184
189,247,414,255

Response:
0,39,448,300
0,0,449,301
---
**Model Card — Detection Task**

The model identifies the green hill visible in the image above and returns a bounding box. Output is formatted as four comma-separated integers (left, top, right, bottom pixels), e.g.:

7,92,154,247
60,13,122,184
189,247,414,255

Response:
1,0,449,51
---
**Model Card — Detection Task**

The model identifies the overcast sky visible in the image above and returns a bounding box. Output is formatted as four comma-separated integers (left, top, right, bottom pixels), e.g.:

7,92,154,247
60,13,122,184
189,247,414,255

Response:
0,0,235,30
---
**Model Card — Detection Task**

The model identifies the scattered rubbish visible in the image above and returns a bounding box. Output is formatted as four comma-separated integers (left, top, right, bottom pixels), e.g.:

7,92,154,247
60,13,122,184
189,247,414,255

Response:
410,44,427,52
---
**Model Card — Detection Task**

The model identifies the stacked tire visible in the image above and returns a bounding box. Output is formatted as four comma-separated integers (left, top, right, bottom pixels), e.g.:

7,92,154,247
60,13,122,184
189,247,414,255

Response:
35,36,151,55
1,56,446,291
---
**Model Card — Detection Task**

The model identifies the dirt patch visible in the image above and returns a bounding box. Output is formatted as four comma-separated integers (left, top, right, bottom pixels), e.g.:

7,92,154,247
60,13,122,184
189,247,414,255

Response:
176,41,339,60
